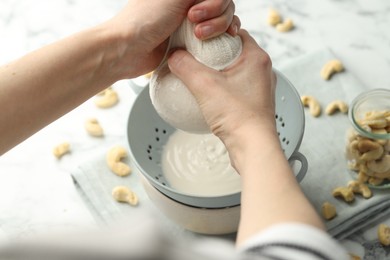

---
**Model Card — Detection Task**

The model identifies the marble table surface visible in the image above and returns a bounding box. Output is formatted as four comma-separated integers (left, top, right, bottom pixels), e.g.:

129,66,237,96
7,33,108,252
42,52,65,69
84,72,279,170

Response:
1,0,390,259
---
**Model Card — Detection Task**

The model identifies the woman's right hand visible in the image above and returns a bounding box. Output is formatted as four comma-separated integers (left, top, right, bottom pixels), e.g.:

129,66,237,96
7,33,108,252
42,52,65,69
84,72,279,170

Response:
168,30,328,245
167,29,276,153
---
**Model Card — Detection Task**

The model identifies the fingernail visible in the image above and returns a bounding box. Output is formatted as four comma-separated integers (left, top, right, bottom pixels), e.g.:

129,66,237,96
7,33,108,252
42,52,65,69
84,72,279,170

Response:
191,10,206,21
200,25,213,38
232,24,238,35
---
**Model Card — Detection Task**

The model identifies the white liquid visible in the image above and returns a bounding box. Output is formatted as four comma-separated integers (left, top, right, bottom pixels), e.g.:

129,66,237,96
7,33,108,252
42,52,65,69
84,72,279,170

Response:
162,130,241,197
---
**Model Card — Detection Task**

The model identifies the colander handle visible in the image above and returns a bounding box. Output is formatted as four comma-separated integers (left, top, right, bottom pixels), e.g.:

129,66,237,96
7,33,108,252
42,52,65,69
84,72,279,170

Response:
288,151,308,183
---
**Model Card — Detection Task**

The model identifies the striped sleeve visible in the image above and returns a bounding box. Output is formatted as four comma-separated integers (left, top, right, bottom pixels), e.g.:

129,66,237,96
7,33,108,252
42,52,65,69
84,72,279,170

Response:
238,223,350,260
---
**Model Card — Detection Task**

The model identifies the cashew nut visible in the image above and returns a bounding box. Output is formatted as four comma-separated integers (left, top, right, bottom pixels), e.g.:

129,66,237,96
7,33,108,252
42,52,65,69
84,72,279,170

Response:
349,253,361,260
347,129,359,142
354,139,384,161
385,140,390,152
267,8,282,26
321,201,337,220
347,180,372,199
347,140,362,162
53,142,70,159
332,187,355,203
85,118,104,137
276,18,294,32
320,60,344,80
367,155,390,173
364,169,390,179
378,223,390,246
360,118,388,129
364,110,390,121
372,131,388,146
347,160,359,171
357,139,380,153
368,176,384,186
357,171,369,183
301,95,321,117
360,144,384,161
325,100,348,115
95,87,119,108
106,146,131,177
112,186,138,206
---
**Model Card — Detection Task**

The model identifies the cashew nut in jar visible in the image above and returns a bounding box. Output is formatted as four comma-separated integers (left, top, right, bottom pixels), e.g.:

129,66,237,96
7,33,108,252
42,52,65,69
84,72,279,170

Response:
346,109,390,186
367,155,390,173
368,176,385,186
106,146,131,177
359,140,384,162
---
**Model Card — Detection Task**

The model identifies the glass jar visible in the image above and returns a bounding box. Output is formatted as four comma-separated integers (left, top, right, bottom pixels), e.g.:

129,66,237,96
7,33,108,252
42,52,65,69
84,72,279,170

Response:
346,89,390,187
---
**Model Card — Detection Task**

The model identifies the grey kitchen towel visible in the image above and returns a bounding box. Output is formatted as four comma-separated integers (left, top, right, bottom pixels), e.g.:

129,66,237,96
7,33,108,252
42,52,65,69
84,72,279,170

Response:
71,48,390,240
279,48,390,240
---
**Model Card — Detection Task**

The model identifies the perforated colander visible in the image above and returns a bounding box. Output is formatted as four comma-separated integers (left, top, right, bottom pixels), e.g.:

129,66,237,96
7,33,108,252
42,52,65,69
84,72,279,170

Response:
126,69,307,208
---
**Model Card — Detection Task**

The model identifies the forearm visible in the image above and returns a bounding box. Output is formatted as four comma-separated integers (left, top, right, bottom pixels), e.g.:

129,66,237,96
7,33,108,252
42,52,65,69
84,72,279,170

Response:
0,24,134,154
228,125,325,246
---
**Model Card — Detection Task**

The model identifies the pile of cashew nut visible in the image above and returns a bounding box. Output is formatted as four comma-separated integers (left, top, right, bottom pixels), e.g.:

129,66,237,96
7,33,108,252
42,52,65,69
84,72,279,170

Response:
346,110,390,185
322,111,390,222
267,8,294,32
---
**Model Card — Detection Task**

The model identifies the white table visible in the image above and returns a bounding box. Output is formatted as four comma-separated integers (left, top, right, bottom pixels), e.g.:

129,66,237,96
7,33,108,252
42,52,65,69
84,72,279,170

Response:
1,0,390,258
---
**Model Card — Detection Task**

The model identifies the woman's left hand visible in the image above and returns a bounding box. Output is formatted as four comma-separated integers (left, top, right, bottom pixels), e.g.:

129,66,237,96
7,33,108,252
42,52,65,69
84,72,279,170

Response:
105,0,240,78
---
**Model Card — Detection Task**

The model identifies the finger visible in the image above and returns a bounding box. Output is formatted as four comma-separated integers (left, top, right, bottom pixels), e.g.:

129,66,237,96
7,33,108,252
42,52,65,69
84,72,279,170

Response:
226,15,241,37
188,0,231,23
167,49,219,97
192,2,236,39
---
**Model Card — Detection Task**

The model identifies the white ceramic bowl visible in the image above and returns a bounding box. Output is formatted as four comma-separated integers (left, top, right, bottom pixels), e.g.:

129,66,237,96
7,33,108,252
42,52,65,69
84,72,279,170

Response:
140,174,240,235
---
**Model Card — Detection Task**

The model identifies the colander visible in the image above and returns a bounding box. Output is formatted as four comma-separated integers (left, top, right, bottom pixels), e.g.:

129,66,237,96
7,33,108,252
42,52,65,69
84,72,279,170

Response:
126,69,307,209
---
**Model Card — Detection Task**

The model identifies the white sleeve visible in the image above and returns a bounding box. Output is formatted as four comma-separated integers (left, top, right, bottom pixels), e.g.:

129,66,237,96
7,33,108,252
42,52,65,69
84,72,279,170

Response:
238,223,350,260
0,214,350,260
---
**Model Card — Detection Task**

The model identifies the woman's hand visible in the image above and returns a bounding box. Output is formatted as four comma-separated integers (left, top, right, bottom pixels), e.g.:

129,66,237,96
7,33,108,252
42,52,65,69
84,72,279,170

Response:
167,29,276,149
104,0,240,78
167,30,327,245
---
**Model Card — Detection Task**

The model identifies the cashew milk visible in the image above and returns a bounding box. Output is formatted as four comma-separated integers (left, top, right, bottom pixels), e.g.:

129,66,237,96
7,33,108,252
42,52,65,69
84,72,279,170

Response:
162,130,241,196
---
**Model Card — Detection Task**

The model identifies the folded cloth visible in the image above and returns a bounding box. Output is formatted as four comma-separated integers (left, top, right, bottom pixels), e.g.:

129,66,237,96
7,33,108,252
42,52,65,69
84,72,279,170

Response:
71,143,195,239
71,147,154,223
279,48,390,240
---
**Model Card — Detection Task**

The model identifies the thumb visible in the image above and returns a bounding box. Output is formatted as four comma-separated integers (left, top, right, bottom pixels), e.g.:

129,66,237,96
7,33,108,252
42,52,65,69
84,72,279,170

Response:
167,50,217,97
